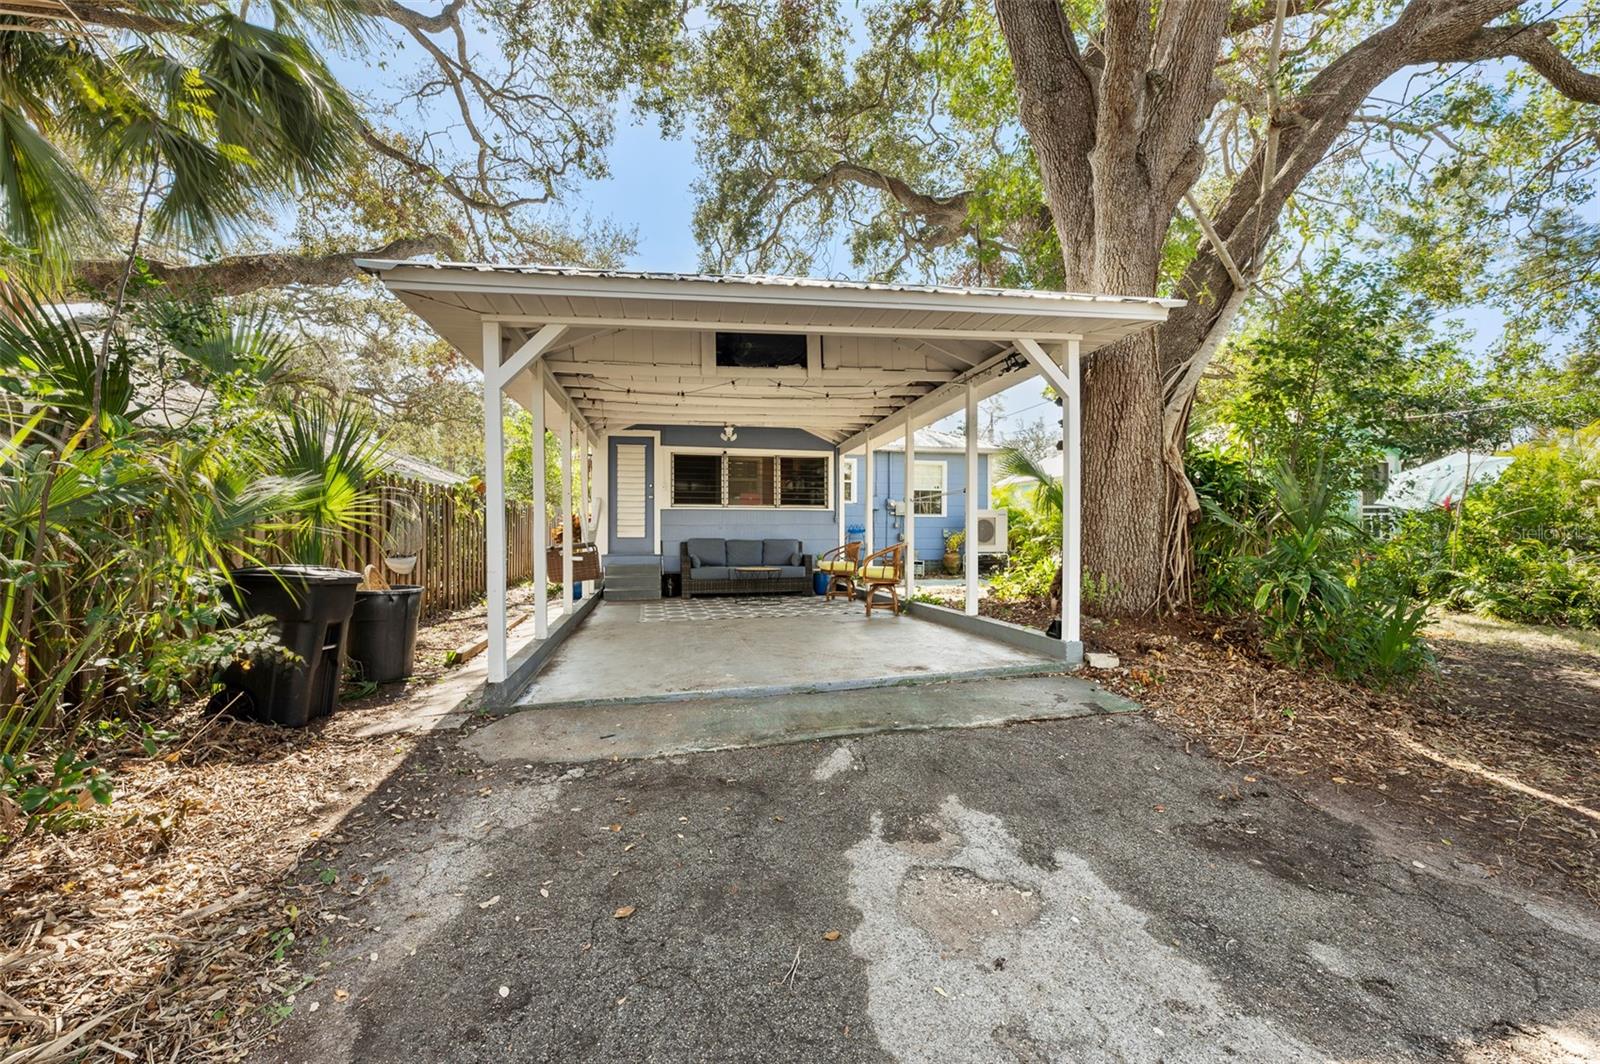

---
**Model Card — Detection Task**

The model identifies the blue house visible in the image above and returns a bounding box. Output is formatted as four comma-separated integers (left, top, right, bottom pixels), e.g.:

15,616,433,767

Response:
606,425,1001,574
843,428,1003,567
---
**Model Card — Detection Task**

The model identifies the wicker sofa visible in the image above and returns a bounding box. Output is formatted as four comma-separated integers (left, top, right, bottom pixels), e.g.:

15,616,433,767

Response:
679,537,814,598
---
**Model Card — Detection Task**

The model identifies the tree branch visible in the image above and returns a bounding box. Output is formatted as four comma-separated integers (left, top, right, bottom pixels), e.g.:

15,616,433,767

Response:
71,235,455,297
366,0,465,35
813,161,971,232
1225,0,1334,36
1423,23,1600,104
995,0,1099,287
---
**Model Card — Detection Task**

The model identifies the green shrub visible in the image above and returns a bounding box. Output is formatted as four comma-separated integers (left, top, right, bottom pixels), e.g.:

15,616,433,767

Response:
1194,455,1433,684
1,287,312,841
1188,444,1276,614
1381,425,1600,628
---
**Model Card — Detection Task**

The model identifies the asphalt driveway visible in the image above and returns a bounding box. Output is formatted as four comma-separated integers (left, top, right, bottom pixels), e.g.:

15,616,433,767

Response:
256,682,1600,1063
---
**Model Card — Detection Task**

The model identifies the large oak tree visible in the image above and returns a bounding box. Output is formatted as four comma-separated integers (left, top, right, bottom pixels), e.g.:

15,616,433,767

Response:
617,0,1600,613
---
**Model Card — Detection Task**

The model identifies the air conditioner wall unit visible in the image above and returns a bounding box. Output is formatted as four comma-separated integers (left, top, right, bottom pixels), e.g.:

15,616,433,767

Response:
973,509,1008,554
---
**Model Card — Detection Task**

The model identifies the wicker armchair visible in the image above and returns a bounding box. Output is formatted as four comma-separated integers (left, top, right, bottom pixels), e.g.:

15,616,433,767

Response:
857,543,906,617
816,541,862,603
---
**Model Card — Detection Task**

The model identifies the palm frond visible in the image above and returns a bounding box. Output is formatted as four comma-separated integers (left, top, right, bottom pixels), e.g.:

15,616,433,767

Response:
0,104,104,282
996,446,1063,517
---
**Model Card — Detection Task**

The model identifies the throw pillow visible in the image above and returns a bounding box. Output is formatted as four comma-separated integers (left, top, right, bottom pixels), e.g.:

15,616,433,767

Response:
789,551,802,565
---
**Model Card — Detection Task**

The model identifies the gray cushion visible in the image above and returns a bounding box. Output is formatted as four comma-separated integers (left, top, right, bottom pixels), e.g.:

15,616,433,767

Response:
688,566,732,581
776,565,806,579
685,538,726,567
762,538,802,566
726,539,764,566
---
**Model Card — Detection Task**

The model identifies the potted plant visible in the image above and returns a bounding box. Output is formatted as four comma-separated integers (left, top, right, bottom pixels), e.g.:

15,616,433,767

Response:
944,529,964,574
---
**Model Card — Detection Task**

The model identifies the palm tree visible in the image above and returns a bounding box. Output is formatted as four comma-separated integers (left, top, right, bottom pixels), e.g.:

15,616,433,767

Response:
0,1,367,286
265,394,391,566
995,447,1062,520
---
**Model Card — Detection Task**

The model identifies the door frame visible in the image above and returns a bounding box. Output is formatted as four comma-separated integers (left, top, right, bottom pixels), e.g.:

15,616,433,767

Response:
607,430,661,555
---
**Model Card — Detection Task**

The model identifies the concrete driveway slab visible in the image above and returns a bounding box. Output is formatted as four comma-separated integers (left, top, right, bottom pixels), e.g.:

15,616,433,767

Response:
256,684,1600,1064
468,675,1133,763
516,599,1057,708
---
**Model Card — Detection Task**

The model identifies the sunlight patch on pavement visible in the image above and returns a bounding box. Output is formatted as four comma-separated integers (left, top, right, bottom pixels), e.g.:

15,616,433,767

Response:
843,796,1321,1064
813,742,862,781
1458,1013,1600,1064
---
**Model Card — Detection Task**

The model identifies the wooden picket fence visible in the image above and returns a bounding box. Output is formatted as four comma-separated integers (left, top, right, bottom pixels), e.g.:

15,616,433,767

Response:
285,477,538,620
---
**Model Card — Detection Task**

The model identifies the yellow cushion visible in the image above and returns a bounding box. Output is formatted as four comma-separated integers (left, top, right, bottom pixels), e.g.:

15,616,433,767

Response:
861,565,898,580
818,560,856,574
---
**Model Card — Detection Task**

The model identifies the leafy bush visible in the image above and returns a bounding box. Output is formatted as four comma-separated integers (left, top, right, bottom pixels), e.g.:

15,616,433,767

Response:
987,457,1061,602
0,285,332,841
1192,453,1433,684
1188,445,1275,614
1381,425,1600,627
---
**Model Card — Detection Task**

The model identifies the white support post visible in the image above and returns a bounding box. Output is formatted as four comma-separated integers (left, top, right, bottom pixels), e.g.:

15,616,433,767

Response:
837,450,846,545
595,433,610,557
904,417,916,600
561,400,574,614
964,385,979,616
578,433,590,546
480,321,508,684
1062,339,1083,651
864,441,875,557
531,370,549,639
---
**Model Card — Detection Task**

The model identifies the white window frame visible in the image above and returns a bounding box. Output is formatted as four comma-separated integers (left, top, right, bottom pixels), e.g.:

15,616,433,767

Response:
913,459,947,517
664,446,833,510
841,457,858,504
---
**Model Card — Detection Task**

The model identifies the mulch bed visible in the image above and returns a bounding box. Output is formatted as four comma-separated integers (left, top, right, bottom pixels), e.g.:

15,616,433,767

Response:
0,586,546,1062
1077,609,1600,906
2,709,414,1062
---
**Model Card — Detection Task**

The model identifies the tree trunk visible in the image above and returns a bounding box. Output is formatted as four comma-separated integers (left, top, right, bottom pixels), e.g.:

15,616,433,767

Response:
1081,331,1167,613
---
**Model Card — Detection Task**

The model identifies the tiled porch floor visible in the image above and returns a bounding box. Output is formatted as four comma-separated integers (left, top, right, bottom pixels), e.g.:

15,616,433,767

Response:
514,594,1059,708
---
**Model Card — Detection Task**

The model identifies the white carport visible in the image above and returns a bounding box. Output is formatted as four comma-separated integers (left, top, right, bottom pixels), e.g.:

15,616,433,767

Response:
357,261,1180,700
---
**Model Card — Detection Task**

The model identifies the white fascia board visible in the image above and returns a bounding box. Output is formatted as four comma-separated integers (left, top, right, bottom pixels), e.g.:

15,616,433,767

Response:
360,261,1179,325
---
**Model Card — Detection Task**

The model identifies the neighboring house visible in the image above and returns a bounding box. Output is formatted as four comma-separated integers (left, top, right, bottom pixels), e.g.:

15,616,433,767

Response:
843,428,1002,565
1377,450,1513,511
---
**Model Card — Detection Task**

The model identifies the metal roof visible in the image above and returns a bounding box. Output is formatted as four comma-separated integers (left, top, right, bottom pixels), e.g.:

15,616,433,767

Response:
355,260,1185,311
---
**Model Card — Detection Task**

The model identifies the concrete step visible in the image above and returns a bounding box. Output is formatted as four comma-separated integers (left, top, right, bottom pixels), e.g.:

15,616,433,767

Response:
604,587,662,601
604,573,662,588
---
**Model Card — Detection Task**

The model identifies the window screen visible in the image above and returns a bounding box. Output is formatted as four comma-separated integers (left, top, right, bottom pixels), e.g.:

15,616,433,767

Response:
726,455,775,505
671,453,721,506
913,461,946,516
715,332,807,369
840,458,857,504
779,456,828,507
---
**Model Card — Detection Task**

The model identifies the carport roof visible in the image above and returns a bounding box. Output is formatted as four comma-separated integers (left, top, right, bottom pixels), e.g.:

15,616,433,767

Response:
357,259,1182,446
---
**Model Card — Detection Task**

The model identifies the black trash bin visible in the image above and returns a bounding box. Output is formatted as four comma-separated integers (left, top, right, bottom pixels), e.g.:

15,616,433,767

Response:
346,585,424,684
212,566,362,727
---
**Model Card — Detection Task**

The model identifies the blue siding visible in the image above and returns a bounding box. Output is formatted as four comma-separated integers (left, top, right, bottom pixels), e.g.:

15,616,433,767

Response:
627,425,840,573
603,424,993,571
842,451,991,561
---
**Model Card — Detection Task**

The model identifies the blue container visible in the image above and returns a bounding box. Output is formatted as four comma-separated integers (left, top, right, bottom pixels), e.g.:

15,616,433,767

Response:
574,581,584,601
812,570,830,595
